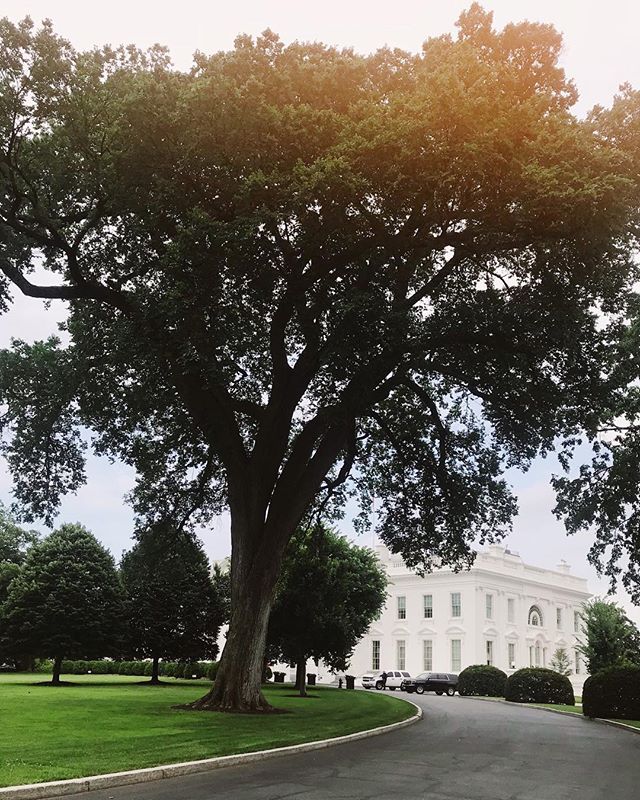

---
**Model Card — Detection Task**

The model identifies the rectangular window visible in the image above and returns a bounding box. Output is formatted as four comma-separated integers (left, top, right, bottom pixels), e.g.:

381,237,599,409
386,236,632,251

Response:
423,640,433,671
574,610,580,633
372,640,380,671
486,594,493,619
397,596,406,620
397,640,406,671
451,639,461,671
423,594,433,619
486,640,493,666
557,607,562,629
508,642,516,669
575,651,581,674
451,592,461,618
507,598,515,623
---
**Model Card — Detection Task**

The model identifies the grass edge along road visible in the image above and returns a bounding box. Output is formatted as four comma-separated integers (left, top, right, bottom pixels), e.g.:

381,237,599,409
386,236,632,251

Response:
0,674,414,788
527,702,640,729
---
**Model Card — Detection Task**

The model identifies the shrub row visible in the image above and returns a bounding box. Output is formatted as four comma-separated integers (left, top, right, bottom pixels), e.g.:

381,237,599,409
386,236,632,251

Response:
456,665,574,705
58,660,219,679
582,666,640,720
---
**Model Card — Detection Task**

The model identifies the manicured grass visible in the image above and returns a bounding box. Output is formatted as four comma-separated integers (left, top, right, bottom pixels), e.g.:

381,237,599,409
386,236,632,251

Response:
527,702,640,728
0,674,414,787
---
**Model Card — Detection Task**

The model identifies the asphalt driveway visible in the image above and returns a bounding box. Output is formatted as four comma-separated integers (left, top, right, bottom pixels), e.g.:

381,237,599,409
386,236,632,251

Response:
41,694,639,800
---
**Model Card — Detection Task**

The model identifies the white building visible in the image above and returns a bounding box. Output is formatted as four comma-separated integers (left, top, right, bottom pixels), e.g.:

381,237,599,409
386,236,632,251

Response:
348,544,591,692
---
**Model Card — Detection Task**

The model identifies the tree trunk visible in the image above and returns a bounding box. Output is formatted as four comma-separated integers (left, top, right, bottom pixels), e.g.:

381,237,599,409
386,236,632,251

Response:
296,656,307,697
51,654,62,685
150,655,160,685
186,521,287,712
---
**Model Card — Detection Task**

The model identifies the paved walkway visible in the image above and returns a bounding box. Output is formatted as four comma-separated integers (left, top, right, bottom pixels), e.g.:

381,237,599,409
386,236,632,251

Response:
43,694,639,800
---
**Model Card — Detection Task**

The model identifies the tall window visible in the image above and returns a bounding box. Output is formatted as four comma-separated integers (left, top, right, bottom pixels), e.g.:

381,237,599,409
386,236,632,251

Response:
451,639,461,671
508,642,516,668
423,640,433,671
486,640,493,666
397,640,406,670
397,596,406,620
507,598,515,623
574,610,580,633
372,640,380,671
575,650,581,674
556,607,562,629
423,594,433,619
451,592,461,618
535,643,541,666
486,594,493,619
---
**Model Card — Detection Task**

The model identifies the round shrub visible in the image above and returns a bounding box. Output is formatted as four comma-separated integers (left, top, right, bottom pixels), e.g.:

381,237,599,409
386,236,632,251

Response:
206,661,220,682
87,660,110,674
457,665,507,697
60,660,75,674
583,666,640,720
505,667,574,705
71,660,89,675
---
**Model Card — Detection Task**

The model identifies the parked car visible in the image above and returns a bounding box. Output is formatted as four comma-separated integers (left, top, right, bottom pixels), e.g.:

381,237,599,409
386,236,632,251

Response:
402,672,458,696
361,670,412,690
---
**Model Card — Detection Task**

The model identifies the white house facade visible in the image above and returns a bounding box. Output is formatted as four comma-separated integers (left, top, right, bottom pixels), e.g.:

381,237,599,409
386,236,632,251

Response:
348,544,591,692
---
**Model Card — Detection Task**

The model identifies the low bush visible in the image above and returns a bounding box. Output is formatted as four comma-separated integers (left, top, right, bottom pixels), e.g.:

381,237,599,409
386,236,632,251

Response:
505,667,574,705
582,666,640,720
206,661,219,682
161,661,177,677
33,659,53,674
87,660,110,674
457,665,507,697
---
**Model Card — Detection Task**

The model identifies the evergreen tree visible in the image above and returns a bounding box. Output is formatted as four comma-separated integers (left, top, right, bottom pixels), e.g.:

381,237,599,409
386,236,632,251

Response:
549,648,572,677
576,599,640,675
267,524,387,696
0,524,124,683
120,524,223,683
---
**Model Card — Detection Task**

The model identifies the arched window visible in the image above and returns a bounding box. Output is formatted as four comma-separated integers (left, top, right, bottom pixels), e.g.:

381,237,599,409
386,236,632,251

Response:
528,605,543,627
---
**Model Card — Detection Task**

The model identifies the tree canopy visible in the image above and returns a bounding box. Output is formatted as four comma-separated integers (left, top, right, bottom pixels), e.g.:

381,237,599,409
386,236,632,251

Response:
0,502,38,564
120,523,224,682
0,523,124,683
267,524,387,695
0,4,639,709
576,599,640,675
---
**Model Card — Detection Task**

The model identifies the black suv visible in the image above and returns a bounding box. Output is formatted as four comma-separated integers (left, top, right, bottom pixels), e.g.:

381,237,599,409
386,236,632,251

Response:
402,672,458,696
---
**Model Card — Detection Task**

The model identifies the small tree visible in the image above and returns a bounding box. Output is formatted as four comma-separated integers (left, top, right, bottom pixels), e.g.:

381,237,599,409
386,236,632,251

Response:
0,523,124,683
120,523,224,683
577,599,640,675
549,648,572,677
267,524,387,696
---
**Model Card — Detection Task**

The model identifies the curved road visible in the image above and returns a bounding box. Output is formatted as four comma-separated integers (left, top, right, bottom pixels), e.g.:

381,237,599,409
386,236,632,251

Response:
45,695,639,800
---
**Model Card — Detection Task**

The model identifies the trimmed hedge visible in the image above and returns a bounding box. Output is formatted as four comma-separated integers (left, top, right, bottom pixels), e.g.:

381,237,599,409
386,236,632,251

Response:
504,667,575,705
583,666,640,720
457,665,507,697
57,659,217,678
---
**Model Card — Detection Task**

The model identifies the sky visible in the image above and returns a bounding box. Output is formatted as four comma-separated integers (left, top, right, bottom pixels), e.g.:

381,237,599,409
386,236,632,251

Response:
1,1,640,622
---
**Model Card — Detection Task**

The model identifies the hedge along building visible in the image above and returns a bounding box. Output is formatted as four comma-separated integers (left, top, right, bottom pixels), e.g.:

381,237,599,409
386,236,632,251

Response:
348,544,591,692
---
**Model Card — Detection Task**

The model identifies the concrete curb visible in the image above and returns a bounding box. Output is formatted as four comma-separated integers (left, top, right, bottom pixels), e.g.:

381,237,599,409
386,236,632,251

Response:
0,699,422,800
458,694,640,736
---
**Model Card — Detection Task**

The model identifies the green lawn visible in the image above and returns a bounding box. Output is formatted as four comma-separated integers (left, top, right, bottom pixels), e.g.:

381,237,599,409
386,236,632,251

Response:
0,674,414,788
527,702,640,729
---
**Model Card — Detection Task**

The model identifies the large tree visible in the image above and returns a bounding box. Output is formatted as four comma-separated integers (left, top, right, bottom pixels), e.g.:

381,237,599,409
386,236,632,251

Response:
120,523,224,684
1,6,639,710
576,599,640,675
267,524,387,696
0,523,124,683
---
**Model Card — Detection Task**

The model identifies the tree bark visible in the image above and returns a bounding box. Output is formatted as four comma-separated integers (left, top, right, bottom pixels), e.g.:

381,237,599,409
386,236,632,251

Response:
186,518,287,712
51,654,62,685
295,656,307,697
150,655,160,685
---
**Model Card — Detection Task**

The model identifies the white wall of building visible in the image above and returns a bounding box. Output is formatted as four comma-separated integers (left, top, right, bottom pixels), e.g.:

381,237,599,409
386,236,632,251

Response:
348,544,590,692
